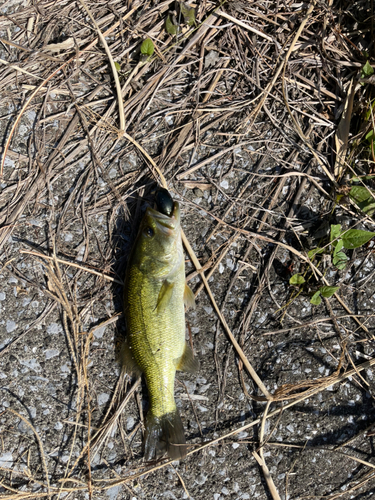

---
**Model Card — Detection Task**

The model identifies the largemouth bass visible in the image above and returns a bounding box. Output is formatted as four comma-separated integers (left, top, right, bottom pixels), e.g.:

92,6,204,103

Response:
122,190,198,460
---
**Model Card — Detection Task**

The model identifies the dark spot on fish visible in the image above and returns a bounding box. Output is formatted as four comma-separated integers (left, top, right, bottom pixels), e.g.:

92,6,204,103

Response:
156,188,174,217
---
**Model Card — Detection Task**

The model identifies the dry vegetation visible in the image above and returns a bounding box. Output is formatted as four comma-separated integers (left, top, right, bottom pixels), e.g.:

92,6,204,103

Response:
0,0,375,499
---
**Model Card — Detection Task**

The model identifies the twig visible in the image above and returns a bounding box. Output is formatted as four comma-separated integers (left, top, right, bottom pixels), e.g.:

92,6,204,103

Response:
20,250,123,284
78,0,125,133
255,400,282,500
217,10,276,44
7,409,51,499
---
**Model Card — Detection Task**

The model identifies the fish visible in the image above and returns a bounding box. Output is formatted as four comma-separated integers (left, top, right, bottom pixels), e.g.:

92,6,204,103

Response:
122,191,198,460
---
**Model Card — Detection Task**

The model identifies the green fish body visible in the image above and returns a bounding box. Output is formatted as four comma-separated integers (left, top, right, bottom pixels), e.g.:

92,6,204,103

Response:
123,200,197,460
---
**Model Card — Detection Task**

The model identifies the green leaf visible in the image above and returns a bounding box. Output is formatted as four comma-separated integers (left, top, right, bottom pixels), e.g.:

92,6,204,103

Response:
330,224,342,242
365,100,375,121
333,239,344,254
310,291,322,306
289,274,305,285
336,261,347,270
361,60,374,78
319,286,339,298
165,13,180,34
350,185,373,203
336,193,345,203
341,229,375,249
114,61,121,72
352,175,375,181
350,185,375,216
333,256,348,271
332,251,348,265
140,38,154,57
366,129,375,143
179,2,196,26
362,201,375,216
332,246,348,269
308,247,325,260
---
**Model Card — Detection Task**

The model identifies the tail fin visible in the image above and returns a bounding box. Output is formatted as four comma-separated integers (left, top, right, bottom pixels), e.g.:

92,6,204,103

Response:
144,410,187,461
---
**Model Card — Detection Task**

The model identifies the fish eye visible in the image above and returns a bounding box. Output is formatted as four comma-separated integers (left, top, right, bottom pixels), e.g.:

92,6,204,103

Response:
145,227,154,238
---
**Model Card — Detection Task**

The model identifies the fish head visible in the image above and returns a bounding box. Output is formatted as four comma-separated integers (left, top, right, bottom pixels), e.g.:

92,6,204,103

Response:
134,202,183,277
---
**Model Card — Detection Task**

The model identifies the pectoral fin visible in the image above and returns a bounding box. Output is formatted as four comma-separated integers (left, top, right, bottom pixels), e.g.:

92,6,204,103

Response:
183,284,195,309
156,280,175,314
175,342,199,373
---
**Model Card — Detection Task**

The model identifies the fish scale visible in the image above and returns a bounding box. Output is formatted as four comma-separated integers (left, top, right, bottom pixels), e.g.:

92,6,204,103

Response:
127,264,185,418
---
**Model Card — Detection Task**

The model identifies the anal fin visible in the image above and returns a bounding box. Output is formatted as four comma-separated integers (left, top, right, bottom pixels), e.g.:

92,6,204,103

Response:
119,338,141,377
175,342,199,373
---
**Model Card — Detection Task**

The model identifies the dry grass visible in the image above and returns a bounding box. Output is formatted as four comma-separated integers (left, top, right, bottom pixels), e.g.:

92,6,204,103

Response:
0,0,374,499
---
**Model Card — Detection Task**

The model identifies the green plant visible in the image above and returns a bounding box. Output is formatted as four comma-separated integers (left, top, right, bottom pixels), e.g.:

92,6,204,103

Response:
179,2,196,26
140,38,155,61
361,60,374,81
288,274,339,306
309,223,375,269
289,224,375,306
289,274,305,285
165,12,181,35
349,183,375,216
165,3,196,35
329,224,349,269
310,286,340,306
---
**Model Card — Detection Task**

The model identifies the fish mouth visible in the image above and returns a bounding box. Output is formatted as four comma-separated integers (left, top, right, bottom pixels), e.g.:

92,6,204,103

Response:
146,202,180,233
